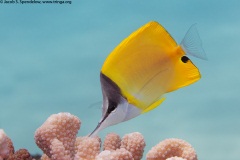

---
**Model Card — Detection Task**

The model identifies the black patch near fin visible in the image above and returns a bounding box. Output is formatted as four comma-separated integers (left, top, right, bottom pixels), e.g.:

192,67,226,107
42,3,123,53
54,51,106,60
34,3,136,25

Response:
100,72,122,104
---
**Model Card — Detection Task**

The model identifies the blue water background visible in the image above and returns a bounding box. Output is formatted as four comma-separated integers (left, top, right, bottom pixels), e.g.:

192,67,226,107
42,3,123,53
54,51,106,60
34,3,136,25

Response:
0,1,240,159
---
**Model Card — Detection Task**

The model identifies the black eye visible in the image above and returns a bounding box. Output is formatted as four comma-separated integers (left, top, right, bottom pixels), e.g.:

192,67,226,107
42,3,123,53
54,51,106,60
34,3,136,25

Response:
107,100,117,114
181,56,189,63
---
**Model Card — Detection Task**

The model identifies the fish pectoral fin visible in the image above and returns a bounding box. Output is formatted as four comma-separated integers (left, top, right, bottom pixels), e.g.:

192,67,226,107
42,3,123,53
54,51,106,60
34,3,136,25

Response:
142,97,165,113
180,24,207,60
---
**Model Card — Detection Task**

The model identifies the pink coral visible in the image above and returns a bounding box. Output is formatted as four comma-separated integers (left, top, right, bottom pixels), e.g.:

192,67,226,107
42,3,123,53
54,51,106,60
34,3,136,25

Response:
74,136,100,160
74,137,86,153
166,157,187,160
0,129,14,159
41,154,51,160
34,113,146,160
146,138,197,160
120,132,146,160
96,148,133,160
50,138,71,160
0,112,200,160
103,133,121,151
34,112,80,159
7,149,32,160
0,112,199,160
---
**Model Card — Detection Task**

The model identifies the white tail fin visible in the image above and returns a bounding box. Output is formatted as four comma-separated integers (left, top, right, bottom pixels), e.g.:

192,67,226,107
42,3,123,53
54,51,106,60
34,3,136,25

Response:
180,24,207,60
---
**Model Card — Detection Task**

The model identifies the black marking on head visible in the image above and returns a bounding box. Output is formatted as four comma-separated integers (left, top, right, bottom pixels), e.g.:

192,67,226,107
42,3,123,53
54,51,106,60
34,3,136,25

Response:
181,56,189,63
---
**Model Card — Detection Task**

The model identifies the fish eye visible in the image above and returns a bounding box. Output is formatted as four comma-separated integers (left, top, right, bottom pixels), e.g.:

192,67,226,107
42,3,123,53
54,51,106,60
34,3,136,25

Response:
181,56,189,63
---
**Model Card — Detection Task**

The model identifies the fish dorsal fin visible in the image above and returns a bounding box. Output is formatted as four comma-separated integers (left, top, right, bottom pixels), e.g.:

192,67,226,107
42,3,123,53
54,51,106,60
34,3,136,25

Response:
180,24,207,60
101,21,178,111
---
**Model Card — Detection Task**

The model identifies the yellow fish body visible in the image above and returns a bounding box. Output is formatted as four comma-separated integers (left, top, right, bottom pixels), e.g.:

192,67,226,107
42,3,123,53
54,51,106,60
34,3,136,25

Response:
90,21,205,136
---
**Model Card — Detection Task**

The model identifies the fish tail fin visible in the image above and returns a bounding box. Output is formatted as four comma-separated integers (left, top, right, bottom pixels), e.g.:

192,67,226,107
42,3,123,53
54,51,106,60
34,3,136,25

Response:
180,24,207,60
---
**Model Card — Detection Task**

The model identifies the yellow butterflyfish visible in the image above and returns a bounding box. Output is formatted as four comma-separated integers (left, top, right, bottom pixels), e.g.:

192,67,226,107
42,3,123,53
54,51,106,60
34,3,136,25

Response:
90,21,206,136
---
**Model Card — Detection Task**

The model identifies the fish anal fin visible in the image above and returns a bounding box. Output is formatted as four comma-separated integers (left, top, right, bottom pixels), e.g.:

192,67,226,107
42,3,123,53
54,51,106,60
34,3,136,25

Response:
142,97,165,113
